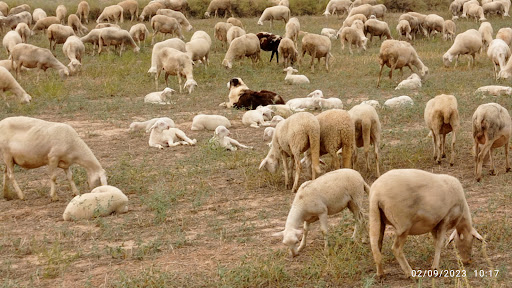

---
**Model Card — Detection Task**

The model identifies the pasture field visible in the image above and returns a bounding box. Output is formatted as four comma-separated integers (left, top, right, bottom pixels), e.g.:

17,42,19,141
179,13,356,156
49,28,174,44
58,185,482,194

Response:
1,1,512,287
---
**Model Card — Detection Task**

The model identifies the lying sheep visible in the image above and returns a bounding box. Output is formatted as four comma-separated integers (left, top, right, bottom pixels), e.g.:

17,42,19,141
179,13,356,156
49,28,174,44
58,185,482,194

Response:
257,5,290,30
151,15,184,45
0,66,31,105
361,99,381,108
157,8,193,31
98,27,140,56
68,14,89,36
11,43,70,81
242,109,271,128
118,0,139,22
443,19,456,41
2,30,21,55
286,97,320,111
300,33,332,72
475,85,512,95
209,126,252,151
0,116,107,201
62,36,85,74
222,33,261,69
47,24,76,51
77,1,90,24
266,104,294,118
97,5,124,24
147,38,186,74
383,96,413,108
129,117,175,132
318,97,343,110
443,29,482,67
204,0,233,18
263,126,275,141
487,39,511,79
394,73,422,90
472,102,511,181
191,114,231,131
129,23,150,47
154,47,197,94
369,169,483,279
278,37,298,67
62,185,129,221
348,103,381,176
283,66,309,84
424,94,460,166
274,169,369,256
148,119,197,149
144,87,174,104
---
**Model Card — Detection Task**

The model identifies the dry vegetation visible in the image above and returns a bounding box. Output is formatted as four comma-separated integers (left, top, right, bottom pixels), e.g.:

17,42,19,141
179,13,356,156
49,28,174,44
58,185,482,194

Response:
0,1,512,287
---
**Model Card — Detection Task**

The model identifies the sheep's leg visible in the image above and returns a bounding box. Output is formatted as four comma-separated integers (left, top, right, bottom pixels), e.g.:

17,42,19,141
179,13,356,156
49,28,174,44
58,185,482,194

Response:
291,155,302,193
310,48,316,73
3,159,24,200
318,213,330,253
297,221,309,253
435,132,442,164
281,152,291,189
330,150,340,171
476,139,492,181
175,130,196,145
348,199,367,243
64,167,79,196
376,64,385,87
505,141,511,172
374,141,380,177
392,232,413,278
430,131,437,160
450,130,456,166
488,147,496,175
48,159,60,201
474,139,480,179
441,133,446,158
431,226,447,271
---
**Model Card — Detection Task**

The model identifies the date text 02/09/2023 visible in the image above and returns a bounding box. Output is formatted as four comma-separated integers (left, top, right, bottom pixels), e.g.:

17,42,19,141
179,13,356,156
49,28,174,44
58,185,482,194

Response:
411,270,500,278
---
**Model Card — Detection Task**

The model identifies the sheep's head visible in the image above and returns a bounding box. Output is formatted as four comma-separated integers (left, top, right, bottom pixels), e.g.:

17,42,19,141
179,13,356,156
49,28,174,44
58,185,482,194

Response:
204,11,210,18
307,89,324,98
68,59,82,74
214,125,230,138
161,87,175,102
442,52,453,67
59,67,70,78
20,93,32,104
133,46,140,53
184,79,197,94
259,145,280,173
149,119,171,132
222,59,232,69
263,127,275,141
88,169,108,189
273,228,303,257
257,20,264,25
447,228,483,264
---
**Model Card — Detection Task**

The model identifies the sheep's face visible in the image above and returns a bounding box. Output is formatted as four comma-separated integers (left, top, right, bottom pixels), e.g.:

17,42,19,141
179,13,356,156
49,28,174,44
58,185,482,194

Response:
59,67,70,78
283,228,302,257
307,90,324,98
442,53,453,67
215,126,230,138
21,93,32,104
259,152,279,173
449,228,483,264
222,59,232,69
89,169,108,189
184,79,197,94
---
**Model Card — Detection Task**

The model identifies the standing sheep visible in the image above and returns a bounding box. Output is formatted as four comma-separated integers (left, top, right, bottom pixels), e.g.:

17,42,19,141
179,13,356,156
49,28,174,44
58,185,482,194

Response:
443,29,482,67
63,36,85,74
300,33,332,72
97,5,124,24
348,103,381,176
338,22,367,55
68,14,89,36
496,27,512,46
139,2,165,21
98,27,140,56
278,37,298,67
204,0,233,18
479,21,494,52
32,17,61,34
2,30,21,55
129,23,150,48
364,18,392,44
62,185,129,221
157,8,193,31
487,38,511,80
11,43,69,80
285,17,300,47
443,19,456,41
118,0,139,22
214,22,233,48
186,36,211,68
257,6,290,30
155,47,197,94
77,1,90,24
226,25,246,45
47,24,76,51
147,38,186,74
56,5,67,24
0,66,32,105
222,33,261,69
151,14,184,44
323,0,351,17
32,8,47,24
424,14,445,38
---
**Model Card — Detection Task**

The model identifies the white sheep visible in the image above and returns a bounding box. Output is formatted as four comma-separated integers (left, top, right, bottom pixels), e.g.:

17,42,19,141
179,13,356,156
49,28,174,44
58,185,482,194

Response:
300,33,332,72
222,33,261,69
32,8,47,23
266,104,295,118
139,2,165,21
118,0,139,22
269,115,284,125
496,27,512,46
285,17,300,46
424,94,460,166
62,185,129,221
274,169,369,256
475,85,512,95
472,102,511,181
77,1,90,24
0,66,31,105
369,169,483,279
496,0,511,16
242,109,270,128
286,97,320,111
157,8,193,31
443,19,456,41
204,0,233,18
479,21,494,52
396,19,412,41
191,114,231,131
263,126,275,141
144,87,174,104
209,126,252,151
278,37,298,68
68,14,89,36
0,116,107,201
227,17,244,29
383,95,413,108
443,29,482,67
214,22,233,47
150,14,184,45
424,14,444,38
97,5,124,24
364,18,392,43
47,24,76,51
15,22,31,43
320,28,338,40
283,66,309,84
62,35,85,74
10,43,70,81
148,120,196,149
348,103,381,176
361,99,381,108
394,73,422,90
98,27,140,56
337,23,367,55
323,0,351,17
319,98,344,110
2,30,21,55
32,16,60,33
154,47,197,94
147,38,186,74
257,5,290,30
129,23,150,48
341,14,367,29
226,25,246,45
56,4,67,24
487,39,511,80
129,117,175,132
483,1,505,18
186,36,211,68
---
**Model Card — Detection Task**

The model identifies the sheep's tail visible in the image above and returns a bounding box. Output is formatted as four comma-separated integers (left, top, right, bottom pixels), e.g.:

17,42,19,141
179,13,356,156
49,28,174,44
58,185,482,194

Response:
308,129,321,180
363,181,370,195
368,194,384,270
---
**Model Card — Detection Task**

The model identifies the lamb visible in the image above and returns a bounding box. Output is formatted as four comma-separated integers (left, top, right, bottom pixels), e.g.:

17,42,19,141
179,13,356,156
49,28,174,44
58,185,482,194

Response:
10,43,70,80
472,102,511,181
2,30,21,55
369,169,483,279
156,8,192,31
77,1,90,23
62,185,129,221
151,15,184,45
321,28,338,40
259,112,321,193
209,126,252,151
286,89,324,110
154,47,197,93
191,114,231,131
256,32,281,63
32,16,60,33
129,117,175,132
443,19,456,41
129,23,150,47
234,89,285,110
97,5,124,24
479,21,493,52
263,126,275,141
394,73,422,90
283,66,309,84
475,85,512,95
148,119,197,149
496,27,512,46
424,14,444,38
318,97,343,110
204,0,233,18
68,14,89,36
147,38,186,74
300,33,332,72
483,1,505,18
56,4,67,24
377,40,429,87
278,37,298,67
257,5,290,30
139,2,165,21
266,104,295,118
222,33,261,69
443,29,482,68
0,66,31,105
62,36,85,74
0,116,108,201
361,99,381,108
396,20,412,41
226,25,246,45
487,39,511,79
144,87,174,104
118,0,139,22
383,96,413,108
226,17,243,29
32,8,47,23
323,0,351,17
364,18,392,44
284,17,300,47
242,109,271,128
348,103,381,176
424,94,460,166
214,22,232,47
274,169,369,256
98,27,140,56
47,24,76,51
337,24,367,55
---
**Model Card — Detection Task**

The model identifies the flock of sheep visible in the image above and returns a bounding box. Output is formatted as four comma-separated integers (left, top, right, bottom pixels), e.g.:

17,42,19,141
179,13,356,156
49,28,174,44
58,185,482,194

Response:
0,0,511,282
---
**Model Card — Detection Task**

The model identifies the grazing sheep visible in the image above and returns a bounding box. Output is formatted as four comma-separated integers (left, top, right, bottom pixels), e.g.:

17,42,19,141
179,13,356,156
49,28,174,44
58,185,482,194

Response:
77,1,90,24
148,119,196,149
234,89,285,110
348,104,381,176
151,15,184,44
278,37,298,67
62,185,129,221
377,40,429,87
443,19,456,41
62,36,85,74
204,0,233,18
191,114,231,131
97,5,124,24
139,2,165,21
361,99,381,108
467,3,487,21
263,126,275,141
347,4,373,18
424,94,460,166
259,112,321,193
95,23,120,29
398,13,421,38
338,23,367,55
0,116,107,201
0,12,32,32
2,30,21,55
475,85,512,95
257,5,290,30
210,126,252,151
32,8,47,23
222,33,261,69
156,8,193,31
321,28,338,40
0,66,31,105
496,27,512,46
8,4,30,16
496,0,511,16
186,37,211,68
283,66,309,84
80,28,110,55
479,21,494,52
364,18,392,44
68,14,88,36
129,23,150,47
487,39,511,79
144,87,174,104
227,17,243,29
13,22,30,43
0,2,7,16
226,25,246,45
155,47,197,93
383,96,413,108
300,33,332,72
341,14,368,29
11,43,69,80
32,16,60,33
129,117,175,132
214,22,233,47
369,169,483,279
323,0,351,17
98,27,140,56
147,38,186,74
423,14,445,38
285,17,300,47
56,5,67,24
242,109,271,128
396,20,412,41
190,30,212,46
443,29,482,67
394,73,422,90
351,0,377,8
274,169,369,256
483,1,505,18
47,24,75,51
256,32,282,63
472,102,511,181
118,0,139,22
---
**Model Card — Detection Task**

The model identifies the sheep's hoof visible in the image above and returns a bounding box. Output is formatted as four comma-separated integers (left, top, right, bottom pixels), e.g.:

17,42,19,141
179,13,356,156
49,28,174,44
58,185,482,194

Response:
442,154,446,158
506,167,511,172
437,160,441,165
489,170,496,176
51,196,59,202
450,163,454,167
476,177,481,182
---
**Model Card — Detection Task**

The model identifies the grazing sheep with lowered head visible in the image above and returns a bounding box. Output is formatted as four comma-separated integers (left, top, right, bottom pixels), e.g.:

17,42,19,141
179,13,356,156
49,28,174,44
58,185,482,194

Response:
11,43,70,81
204,0,233,18
222,33,261,69
443,29,482,67
487,39,511,80
154,47,197,94
77,1,90,24
257,5,290,30
97,5,124,24
348,103,381,176
278,37,298,68
0,66,32,105
62,36,85,74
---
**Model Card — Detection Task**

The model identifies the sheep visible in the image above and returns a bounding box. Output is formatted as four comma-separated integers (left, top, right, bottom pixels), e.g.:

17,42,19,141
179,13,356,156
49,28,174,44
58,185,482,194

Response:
263,126,275,141
350,0,377,8
450,0,469,17
369,169,483,279
233,89,285,110
424,14,444,38
320,28,337,40
443,19,456,41
214,22,232,47
222,33,261,69
80,28,108,55
496,0,511,16
62,36,85,74
475,85,512,95
118,0,139,22
341,14,367,29
0,116,108,201
191,114,231,131
98,27,140,56
210,126,252,151
204,0,233,18
394,73,422,90
97,5,124,24
361,99,381,108
338,24,367,55
256,106,274,121
483,1,505,18
185,38,211,68
226,25,246,45
154,48,197,93
278,37,298,68
479,21,494,52
0,66,31,105
398,14,422,38
487,39,511,79
396,20,412,41
370,4,387,19
148,119,197,149
318,97,343,110
364,18,392,44
466,3,487,21
56,4,67,24
32,9,47,26
8,4,30,16
62,185,129,221
226,17,243,29
242,109,271,128
443,29,482,68
77,1,90,24
424,94,460,166
265,104,294,118
283,66,309,84
68,14,88,36
144,87,174,104
2,30,21,55
274,169,369,256
348,103,381,176
147,38,186,74
259,112,321,193
47,24,76,51
377,40,429,87
32,16,60,34
383,96,413,108
158,0,189,12
156,8,192,31
129,117,175,132
300,33,332,72
286,89,324,110
10,43,69,81
472,102,511,181
257,5,290,30
347,4,373,19
256,32,281,62
129,23,150,48
461,1,481,18
323,0,351,17
95,23,120,29
496,27,512,46
151,15,183,44
190,30,212,46
139,2,165,21
285,17,300,47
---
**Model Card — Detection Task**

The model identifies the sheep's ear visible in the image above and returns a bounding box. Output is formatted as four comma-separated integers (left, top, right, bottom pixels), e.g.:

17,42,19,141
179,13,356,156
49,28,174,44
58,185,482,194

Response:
471,228,484,241
272,231,284,237
446,229,457,247
147,122,158,132
259,158,267,170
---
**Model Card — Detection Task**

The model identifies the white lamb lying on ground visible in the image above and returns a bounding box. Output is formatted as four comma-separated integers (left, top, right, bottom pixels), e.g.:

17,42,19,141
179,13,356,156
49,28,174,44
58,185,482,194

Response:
62,185,129,221
148,119,197,149
395,73,422,90
129,117,175,132
361,99,381,108
475,85,512,96
191,114,231,131
209,125,252,151
242,109,272,128
283,66,310,84
383,95,413,108
286,90,324,110
144,87,174,104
